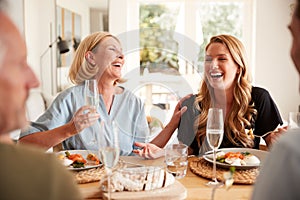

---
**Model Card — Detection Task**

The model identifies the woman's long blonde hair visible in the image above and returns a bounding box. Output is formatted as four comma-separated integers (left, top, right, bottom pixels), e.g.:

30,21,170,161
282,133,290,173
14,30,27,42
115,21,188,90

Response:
194,34,257,148
69,31,125,85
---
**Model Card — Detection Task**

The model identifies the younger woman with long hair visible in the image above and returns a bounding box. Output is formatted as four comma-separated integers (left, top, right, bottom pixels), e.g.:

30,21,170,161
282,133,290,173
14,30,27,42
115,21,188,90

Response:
134,34,286,158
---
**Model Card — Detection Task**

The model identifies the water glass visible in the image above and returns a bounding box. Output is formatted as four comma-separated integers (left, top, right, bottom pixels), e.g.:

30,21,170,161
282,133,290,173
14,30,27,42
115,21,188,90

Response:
165,144,188,179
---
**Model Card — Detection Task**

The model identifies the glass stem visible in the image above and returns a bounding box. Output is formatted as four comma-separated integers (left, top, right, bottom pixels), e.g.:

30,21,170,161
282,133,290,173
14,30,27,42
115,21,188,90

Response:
106,167,112,200
212,148,217,182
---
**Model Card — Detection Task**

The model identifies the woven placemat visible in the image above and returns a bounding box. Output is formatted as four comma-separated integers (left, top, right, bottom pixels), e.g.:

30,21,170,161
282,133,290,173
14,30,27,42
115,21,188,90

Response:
189,157,259,184
73,166,106,184
73,161,126,184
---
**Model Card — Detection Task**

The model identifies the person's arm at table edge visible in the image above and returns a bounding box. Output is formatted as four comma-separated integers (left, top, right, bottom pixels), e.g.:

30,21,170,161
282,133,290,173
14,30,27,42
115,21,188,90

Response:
18,121,78,150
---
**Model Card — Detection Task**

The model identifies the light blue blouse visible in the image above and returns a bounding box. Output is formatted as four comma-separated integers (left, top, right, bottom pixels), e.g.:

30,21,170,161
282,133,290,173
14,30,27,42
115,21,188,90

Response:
20,84,150,156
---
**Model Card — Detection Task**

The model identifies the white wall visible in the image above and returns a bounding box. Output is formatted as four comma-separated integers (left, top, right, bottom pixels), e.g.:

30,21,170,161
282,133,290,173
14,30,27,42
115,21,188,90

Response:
24,0,56,95
6,0,24,35
110,0,300,122
254,0,299,121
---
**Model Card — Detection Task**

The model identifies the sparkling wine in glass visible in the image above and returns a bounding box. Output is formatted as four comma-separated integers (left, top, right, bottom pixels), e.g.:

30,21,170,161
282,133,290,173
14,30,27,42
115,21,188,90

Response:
84,79,99,144
85,79,99,110
206,108,224,187
98,120,120,199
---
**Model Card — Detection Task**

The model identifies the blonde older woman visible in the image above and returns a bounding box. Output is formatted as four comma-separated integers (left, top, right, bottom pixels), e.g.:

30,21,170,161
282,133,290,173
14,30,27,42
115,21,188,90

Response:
134,34,286,158
19,32,150,155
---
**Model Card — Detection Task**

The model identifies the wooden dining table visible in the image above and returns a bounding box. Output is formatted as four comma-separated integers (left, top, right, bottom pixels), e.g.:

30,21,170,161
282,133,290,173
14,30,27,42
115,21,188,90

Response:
77,155,254,200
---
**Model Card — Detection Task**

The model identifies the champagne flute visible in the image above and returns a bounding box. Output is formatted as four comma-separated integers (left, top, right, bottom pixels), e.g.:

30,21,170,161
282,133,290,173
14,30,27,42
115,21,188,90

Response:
206,108,224,187
85,79,99,110
98,120,120,199
84,79,99,144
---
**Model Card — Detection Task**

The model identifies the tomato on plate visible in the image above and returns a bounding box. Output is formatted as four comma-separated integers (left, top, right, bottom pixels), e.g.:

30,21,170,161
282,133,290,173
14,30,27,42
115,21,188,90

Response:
224,152,244,160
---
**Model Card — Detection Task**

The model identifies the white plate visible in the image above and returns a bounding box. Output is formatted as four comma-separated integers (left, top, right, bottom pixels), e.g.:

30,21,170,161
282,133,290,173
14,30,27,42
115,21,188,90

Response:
203,148,268,169
56,150,102,171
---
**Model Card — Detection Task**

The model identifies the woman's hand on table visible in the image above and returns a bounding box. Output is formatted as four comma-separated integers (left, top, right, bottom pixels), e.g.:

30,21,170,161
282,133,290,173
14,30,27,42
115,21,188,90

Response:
71,106,101,133
133,142,164,159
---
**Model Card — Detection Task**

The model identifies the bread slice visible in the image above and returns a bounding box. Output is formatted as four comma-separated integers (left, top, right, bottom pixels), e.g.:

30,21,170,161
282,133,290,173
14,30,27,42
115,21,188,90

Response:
164,169,175,187
104,166,175,192
150,167,165,190
144,167,154,191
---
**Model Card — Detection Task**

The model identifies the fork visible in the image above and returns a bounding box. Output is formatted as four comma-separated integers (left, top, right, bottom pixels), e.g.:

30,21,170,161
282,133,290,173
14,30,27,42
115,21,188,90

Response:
250,125,287,139
251,130,274,138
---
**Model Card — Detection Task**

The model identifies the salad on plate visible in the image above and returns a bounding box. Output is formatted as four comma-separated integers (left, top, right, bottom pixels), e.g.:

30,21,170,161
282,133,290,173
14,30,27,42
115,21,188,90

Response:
57,150,101,170
215,151,260,166
203,148,266,169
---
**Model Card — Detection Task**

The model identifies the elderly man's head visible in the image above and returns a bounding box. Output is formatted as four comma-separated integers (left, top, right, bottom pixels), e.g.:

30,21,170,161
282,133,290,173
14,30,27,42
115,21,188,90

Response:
289,0,300,76
0,12,39,134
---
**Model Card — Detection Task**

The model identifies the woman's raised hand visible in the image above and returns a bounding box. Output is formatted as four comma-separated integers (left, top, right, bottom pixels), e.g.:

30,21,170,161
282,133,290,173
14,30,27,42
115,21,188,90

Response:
71,105,101,133
169,94,192,126
149,94,193,149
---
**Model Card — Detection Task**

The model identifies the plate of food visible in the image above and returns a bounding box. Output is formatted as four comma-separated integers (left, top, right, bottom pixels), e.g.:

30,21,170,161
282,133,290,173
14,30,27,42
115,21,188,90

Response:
203,148,268,169
56,150,102,171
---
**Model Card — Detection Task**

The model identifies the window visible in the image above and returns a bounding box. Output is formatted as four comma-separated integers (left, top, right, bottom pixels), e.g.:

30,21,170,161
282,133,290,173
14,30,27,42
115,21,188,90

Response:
139,0,254,74
139,3,182,75
116,0,254,127
197,1,245,72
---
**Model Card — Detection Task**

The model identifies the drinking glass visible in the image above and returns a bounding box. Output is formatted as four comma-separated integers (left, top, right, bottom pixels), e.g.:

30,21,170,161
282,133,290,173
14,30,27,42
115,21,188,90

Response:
165,144,188,179
84,79,99,144
206,108,224,187
98,120,120,200
288,112,300,129
84,79,99,110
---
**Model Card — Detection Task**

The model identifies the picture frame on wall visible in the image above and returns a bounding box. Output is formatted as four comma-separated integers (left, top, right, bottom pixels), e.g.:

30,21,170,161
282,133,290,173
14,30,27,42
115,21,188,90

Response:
56,6,82,91
56,6,82,68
